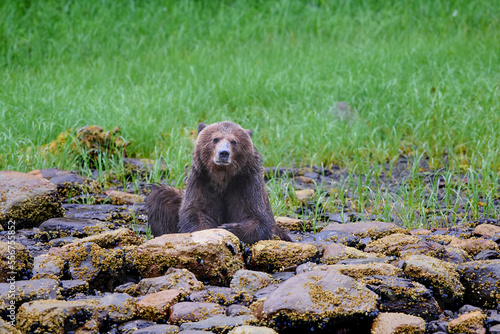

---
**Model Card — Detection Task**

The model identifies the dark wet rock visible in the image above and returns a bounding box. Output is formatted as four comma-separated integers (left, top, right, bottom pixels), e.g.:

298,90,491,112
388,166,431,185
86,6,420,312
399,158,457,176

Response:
248,240,320,273
49,236,78,247
230,270,273,296
0,241,33,282
168,301,225,325
271,271,294,282
39,217,105,238
426,320,449,333
321,221,408,240
253,284,280,301
0,278,60,310
98,292,136,323
28,168,101,199
63,203,136,224
179,314,257,333
458,304,483,314
61,279,89,298
307,230,360,248
128,324,179,334
491,324,500,334
117,319,157,334
132,267,203,296
0,170,63,229
189,286,247,306
262,270,378,331
364,275,440,320
474,249,500,260
457,259,500,308
402,255,464,306
371,312,425,334
133,229,244,286
400,241,469,264
227,304,252,317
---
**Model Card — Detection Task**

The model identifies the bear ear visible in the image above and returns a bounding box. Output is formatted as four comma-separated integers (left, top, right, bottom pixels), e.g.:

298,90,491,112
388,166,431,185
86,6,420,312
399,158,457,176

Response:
246,129,253,137
197,123,207,134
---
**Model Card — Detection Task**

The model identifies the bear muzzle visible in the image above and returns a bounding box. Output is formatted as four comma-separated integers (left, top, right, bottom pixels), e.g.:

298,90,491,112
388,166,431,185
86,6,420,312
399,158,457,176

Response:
214,141,231,165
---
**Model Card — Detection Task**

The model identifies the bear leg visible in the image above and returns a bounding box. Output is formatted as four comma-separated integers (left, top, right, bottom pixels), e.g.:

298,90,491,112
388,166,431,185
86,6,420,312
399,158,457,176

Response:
145,185,182,236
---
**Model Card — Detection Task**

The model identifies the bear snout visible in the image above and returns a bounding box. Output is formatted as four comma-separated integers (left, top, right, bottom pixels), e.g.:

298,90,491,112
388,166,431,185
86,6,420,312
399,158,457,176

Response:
214,141,231,165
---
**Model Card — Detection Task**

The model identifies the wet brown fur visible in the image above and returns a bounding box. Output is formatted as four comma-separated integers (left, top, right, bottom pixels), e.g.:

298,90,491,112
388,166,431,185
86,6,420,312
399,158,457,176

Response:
145,121,291,243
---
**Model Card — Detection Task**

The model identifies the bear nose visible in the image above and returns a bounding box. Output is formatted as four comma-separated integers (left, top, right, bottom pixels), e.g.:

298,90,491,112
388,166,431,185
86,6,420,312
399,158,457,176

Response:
218,149,230,160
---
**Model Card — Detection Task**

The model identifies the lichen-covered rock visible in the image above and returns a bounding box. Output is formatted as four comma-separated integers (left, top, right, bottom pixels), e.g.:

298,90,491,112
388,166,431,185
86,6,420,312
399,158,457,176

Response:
371,312,425,334
0,278,60,309
104,190,144,205
0,241,33,282
97,292,136,323
248,240,320,273
60,279,89,298
457,260,500,308
448,237,499,257
321,222,408,240
363,275,440,319
168,301,225,325
402,255,464,305
314,263,403,280
275,216,312,232
28,168,101,199
16,299,99,334
136,289,185,322
131,324,180,334
321,243,383,264
58,241,136,290
448,310,486,334
179,314,257,333
262,270,378,331
399,241,469,263
39,217,105,239
32,254,64,279
62,227,143,249
0,170,64,229
0,318,21,334
189,286,248,306
230,270,273,295
365,233,421,256
473,224,500,238
229,326,278,334
133,229,244,286
42,125,129,168
308,230,361,248
132,267,203,296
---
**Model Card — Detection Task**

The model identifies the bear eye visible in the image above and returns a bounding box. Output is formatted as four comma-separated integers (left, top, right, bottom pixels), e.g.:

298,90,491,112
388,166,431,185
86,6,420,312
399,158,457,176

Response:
213,138,219,144
230,140,237,146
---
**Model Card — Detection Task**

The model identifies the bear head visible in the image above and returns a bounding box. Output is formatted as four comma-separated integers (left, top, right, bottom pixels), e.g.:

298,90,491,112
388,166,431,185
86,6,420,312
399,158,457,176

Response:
194,121,255,180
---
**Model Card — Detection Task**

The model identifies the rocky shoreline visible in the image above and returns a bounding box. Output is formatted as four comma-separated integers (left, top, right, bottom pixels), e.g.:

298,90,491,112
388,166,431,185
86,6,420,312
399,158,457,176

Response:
1,165,499,334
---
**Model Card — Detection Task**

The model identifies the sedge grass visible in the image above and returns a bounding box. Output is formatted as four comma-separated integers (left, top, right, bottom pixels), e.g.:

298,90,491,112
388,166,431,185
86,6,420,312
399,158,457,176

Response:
0,0,498,228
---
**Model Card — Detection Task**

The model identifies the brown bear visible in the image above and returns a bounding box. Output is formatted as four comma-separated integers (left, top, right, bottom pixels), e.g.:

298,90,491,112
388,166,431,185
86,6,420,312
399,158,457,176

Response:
145,121,291,243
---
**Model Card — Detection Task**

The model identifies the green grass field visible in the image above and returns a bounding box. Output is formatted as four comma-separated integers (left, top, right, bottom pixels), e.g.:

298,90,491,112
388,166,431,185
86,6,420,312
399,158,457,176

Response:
1,0,499,228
